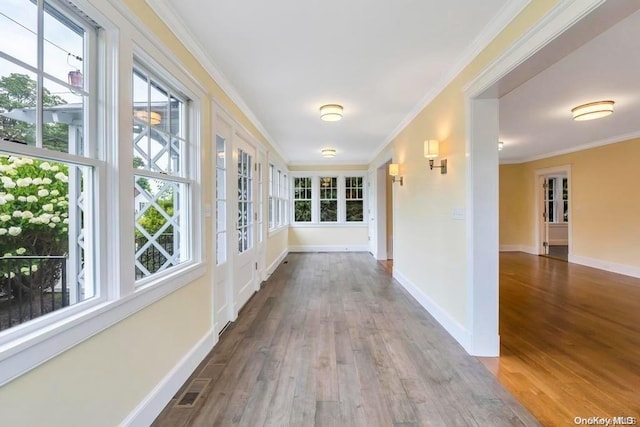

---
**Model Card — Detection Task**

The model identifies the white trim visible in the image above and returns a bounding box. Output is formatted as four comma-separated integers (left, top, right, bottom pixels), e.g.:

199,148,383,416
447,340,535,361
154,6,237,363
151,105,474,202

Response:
499,245,537,255
266,248,289,279
144,0,287,163
392,269,473,353
289,245,369,253
367,0,531,164
500,130,640,164
534,165,572,256
463,0,605,97
119,329,216,427
463,0,604,359
569,255,640,280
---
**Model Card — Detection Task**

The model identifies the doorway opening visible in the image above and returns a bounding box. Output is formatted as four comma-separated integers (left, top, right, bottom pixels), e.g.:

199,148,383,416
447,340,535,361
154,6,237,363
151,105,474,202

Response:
538,168,570,262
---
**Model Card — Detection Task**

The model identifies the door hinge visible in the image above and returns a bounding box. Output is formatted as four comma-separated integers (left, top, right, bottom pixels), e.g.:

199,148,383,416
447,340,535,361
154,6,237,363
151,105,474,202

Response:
543,211,547,220
255,262,258,270
543,182,548,190
543,241,548,248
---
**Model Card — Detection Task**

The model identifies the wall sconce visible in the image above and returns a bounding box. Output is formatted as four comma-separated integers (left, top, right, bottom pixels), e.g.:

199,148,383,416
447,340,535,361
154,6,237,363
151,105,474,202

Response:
389,163,403,186
424,139,447,174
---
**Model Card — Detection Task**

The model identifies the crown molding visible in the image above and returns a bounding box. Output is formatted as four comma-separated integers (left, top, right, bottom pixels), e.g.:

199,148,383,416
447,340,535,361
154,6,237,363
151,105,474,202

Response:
499,130,640,165
144,0,288,163
368,0,531,164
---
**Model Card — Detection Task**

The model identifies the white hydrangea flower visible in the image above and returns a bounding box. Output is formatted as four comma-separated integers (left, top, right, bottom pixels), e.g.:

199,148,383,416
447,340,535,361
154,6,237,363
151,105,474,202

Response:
18,196,26,202
62,218,70,224
42,178,52,185
4,193,14,201
24,158,34,165
32,177,42,185
0,214,10,221
12,210,22,218
15,247,26,255
38,189,49,197
39,162,52,171
2,177,16,189
21,211,34,219
29,217,42,224
0,197,6,205
57,200,68,207
31,264,38,272
42,203,54,212
51,165,60,172
8,226,21,236
50,189,60,196
51,216,61,223
0,228,6,235
26,195,38,203
16,177,32,187
54,172,68,182
48,222,56,228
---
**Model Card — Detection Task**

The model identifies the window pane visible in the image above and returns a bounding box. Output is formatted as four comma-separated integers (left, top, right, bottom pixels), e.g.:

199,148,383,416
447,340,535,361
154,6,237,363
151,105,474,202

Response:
295,200,311,222
320,200,337,222
0,153,95,331
0,0,38,69
346,201,364,222
134,176,188,280
43,76,84,154
44,1,85,87
216,231,226,265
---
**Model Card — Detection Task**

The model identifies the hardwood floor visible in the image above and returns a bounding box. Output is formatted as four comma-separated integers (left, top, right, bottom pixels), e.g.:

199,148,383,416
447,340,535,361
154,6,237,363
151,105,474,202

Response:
486,252,640,426
154,253,538,427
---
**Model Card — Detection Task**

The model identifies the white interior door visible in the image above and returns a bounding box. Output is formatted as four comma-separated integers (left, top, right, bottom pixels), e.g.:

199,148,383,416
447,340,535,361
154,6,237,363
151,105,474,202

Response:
213,113,232,334
233,135,258,313
541,176,550,255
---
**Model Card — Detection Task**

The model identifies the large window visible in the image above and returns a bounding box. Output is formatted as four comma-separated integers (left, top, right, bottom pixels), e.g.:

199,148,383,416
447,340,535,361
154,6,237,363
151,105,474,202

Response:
319,176,337,222
0,0,99,331
294,177,312,222
132,65,191,281
345,176,364,222
269,162,288,230
291,174,366,224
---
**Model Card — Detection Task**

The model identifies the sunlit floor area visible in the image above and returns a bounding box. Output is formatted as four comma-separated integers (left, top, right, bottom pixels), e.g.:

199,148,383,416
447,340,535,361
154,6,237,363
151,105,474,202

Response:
482,252,640,426
154,253,537,426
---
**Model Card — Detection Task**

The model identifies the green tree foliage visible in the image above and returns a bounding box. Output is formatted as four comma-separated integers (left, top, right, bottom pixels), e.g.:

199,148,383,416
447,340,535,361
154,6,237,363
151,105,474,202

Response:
0,73,69,151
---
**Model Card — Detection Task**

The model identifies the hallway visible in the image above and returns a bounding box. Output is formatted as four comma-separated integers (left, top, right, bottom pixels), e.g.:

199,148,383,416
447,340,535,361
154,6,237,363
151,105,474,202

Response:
154,253,537,426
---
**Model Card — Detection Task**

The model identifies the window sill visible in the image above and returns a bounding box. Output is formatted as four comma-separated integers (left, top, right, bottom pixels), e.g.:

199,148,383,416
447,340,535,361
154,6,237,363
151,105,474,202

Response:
0,262,205,386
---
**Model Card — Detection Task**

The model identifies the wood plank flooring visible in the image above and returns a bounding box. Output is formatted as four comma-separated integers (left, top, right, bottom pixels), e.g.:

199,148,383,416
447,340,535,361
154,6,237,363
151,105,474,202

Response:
483,252,640,427
153,253,538,427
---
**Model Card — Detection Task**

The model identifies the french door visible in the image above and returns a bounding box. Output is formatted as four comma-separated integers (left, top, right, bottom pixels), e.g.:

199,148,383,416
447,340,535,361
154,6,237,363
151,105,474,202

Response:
233,135,258,312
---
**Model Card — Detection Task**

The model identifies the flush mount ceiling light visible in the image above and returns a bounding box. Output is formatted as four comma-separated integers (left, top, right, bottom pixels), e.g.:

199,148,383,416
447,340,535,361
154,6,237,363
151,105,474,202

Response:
321,148,336,158
571,100,614,121
319,104,343,121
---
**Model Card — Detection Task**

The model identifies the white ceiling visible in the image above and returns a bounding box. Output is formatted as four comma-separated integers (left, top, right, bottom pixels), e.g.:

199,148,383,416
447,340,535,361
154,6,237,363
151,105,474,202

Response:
499,7,640,163
148,0,523,164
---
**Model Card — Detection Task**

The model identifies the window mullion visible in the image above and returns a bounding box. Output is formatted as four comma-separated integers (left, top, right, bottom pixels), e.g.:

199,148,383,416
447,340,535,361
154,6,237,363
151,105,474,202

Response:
36,0,44,149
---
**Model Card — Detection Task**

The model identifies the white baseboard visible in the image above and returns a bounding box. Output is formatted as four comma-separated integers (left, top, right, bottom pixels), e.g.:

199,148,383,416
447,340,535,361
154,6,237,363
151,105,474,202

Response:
289,245,369,252
120,330,217,427
392,269,472,353
266,248,289,279
569,254,640,279
499,244,537,255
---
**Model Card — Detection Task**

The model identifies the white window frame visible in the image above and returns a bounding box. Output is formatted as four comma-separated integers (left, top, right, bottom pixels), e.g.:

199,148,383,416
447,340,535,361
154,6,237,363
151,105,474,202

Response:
290,171,367,227
268,157,288,233
0,0,206,386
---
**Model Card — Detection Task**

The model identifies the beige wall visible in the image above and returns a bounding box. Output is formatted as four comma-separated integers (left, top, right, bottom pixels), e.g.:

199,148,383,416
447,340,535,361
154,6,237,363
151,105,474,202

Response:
289,227,368,248
500,137,640,268
370,0,561,326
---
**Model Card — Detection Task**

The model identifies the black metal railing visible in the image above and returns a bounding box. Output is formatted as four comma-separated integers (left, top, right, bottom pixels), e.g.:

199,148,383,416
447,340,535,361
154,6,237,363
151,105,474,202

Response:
0,256,68,332
135,234,175,279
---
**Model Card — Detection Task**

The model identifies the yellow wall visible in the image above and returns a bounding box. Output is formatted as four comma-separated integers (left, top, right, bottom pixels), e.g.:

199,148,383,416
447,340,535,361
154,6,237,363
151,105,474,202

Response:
500,138,640,268
289,227,368,248
369,0,560,326
266,228,289,269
